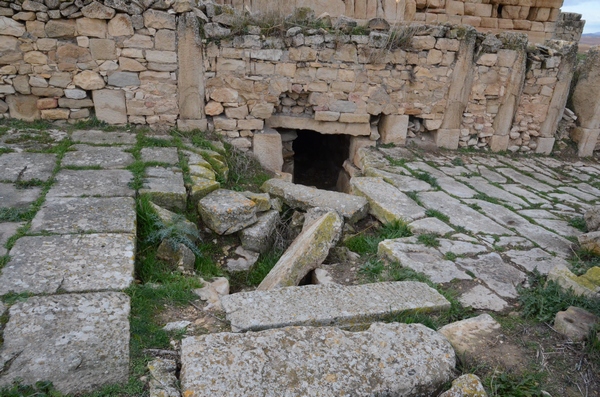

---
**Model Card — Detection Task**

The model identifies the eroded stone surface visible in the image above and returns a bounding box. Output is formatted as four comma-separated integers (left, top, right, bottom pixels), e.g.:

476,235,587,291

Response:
0,222,22,256
459,284,509,312
239,210,279,253
198,189,257,235
0,234,135,294
140,167,186,211
223,282,450,332
141,147,179,164
0,292,130,395
0,183,42,208
0,152,56,182
181,323,455,397
30,197,136,234
71,130,136,145
62,144,134,169
409,217,455,235
505,248,570,275
456,253,527,299
47,170,134,198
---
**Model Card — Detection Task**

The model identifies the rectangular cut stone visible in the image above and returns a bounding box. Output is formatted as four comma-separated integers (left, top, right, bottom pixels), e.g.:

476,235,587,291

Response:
0,152,55,182
181,323,454,397
456,176,528,207
0,292,129,395
378,114,408,145
71,130,137,145
47,170,134,198
222,281,450,332
495,168,554,192
266,115,370,136
0,183,41,208
30,197,136,234
140,167,187,212
350,177,426,223
262,179,369,223
418,191,513,235
61,145,134,169
0,234,134,294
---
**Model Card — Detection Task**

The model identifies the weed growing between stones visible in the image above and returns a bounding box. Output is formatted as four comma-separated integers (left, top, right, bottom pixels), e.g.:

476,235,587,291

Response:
425,208,450,222
221,143,272,192
413,170,439,188
570,247,600,276
417,233,441,248
345,220,412,255
485,371,545,397
569,215,588,232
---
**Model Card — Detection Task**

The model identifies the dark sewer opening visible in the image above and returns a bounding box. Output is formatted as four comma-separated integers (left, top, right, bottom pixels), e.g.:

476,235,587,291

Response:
292,130,350,191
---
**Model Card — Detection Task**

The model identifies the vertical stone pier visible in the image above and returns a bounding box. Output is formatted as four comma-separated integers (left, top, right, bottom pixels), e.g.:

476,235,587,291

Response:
571,47,600,157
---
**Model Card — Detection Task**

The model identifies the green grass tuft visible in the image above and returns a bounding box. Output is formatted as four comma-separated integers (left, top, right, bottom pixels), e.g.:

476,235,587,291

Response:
417,233,440,247
425,208,449,222
568,216,587,232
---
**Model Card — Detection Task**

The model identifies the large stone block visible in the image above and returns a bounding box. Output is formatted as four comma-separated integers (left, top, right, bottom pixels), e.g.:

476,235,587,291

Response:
267,115,371,136
108,14,134,36
93,89,127,124
570,127,599,157
45,19,76,38
0,36,22,65
90,38,117,60
76,17,107,38
378,114,408,145
433,129,460,150
253,128,283,172
198,189,257,235
73,70,105,90
143,9,176,30
81,1,116,19
6,95,40,121
0,16,26,37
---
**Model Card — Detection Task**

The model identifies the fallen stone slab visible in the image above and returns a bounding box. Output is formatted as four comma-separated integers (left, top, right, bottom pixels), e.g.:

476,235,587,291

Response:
439,314,501,356
198,189,257,235
418,191,513,236
46,169,134,198
239,210,279,253
0,152,56,182
0,222,23,256
0,233,134,295
379,239,473,284
141,147,179,165
554,306,599,342
0,183,42,208
225,246,259,272
140,167,186,211
222,281,450,332
262,179,368,223
257,211,342,290
350,177,426,223
71,130,136,145
62,145,134,169
456,253,527,299
189,176,220,203
181,323,455,397
505,248,570,275
30,197,136,234
0,292,130,395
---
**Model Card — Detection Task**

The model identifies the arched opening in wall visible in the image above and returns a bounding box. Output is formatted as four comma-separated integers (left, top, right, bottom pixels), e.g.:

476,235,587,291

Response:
288,130,350,191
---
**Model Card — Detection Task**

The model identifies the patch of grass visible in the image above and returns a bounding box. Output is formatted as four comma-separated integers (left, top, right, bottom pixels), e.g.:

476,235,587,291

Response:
385,156,406,167
444,252,458,261
379,143,395,149
417,233,440,247
473,192,501,205
569,247,600,276
568,216,587,232
485,371,545,397
67,117,120,132
518,271,600,323
425,208,449,222
468,203,482,211
359,258,386,281
405,191,423,206
247,250,283,286
0,147,13,155
14,178,45,188
345,220,412,256
2,118,53,131
413,171,439,188
222,143,271,191
0,380,64,397
61,165,103,171
451,157,464,166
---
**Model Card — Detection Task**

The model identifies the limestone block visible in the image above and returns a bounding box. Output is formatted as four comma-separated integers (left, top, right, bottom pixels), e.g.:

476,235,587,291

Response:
108,14,133,37
148,359,179,397
378,114,408,145
411,36,436,50
554,306,599,342
123,34,153,49
38,98,57,110
446,1,464,15
238,119,264,130
489,135,509,152
198,189,257,235
240,210,279,254
143,9,176,30
0,36,22,65
119,57,145,72
205,101,224,116
440,374,487,397
210,87,239,103
23,1,48,12
253,128,283,172
93,89,127,124
6,95,40,121
315,111,340,121
25,20,45,38
108,72,140,87
0,16,26,37
90,38,117,60
81,1,115,19
189,176,220,203
73,70,105,90
339,113,370,123
24,51,47,65
258,211,343,290
225,105,249,119
49,72,72,88
434,129,460,150
76,17,107,38
155,29,176,51
41,108,69,120
45,19,76,38
146,50,177,64
534,137,555,155
267,115,370,136
250,103,274,119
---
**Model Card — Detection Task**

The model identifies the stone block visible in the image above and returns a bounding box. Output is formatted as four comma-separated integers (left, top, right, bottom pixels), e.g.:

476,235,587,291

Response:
155,29,176,51
76,17,107,38
198,189,257,235
554,306,599,342
45,19,76,38
41,108,69,120
140,167,187,212
108,71,140,87
6,95,40,121
81,1,115,19
146,50,177,64
143,9,176,30
93,89,127,124
267,115,370,136
349,136,376,167
433,129,460,150
570,127,599,157
253,128,283,172
237,118,264,130
489,134,509,152
378,114,408,145
339,113,370,123
108,14,133,37
0,16,26,37
240,210,279,254
177,119,208,132
534,137,555,155
0,152,55,182
73,70,105,90
90,38,117,60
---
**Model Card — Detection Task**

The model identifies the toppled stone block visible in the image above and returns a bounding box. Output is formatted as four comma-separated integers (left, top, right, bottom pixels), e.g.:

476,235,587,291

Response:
189,176,220,203
223,281,449,332
262,179,368,223
198,189,257,235
194,277,230,310
440,374,487,397
181,323,454,397
240,210,279,254
241,191,271,212
257,211,342,290
554,306,599,342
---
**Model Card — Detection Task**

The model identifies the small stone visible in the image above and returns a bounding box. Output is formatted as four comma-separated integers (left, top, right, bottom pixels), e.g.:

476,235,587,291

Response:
73,70,105,90
440,374,487,397
198,189,257,235
225,246,260,272
554,306,599,342
65,89,87,99
162,320,191,332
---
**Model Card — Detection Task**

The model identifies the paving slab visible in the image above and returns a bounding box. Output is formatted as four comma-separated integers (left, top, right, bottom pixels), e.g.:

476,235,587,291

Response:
406,162,477,198
140,167,186,212
437,239,488,256
495,236,535,249
71,130,137,145
364,167,432,191
456,253,527,299
534,218,582,237
518,209,558,219
0,234,135,295
465,199,573,257
181,323,455,397
458,284,509,312
457,176,528,207
30,197,136,234
62,145,134,169
0,292,130,395
221,281,450,332
408,217,455,235
262,179,369,223
476,166,507,183
350,177,426,223
0,183,42,208
0,222,23,256
504,248,571,275
502,184,550,205
548,192,587,207
496,168,554,192
418,191,513,236
379,239,472,283
198,189,258,236
0,152,56,182
141,147,179,164
46,170,134,198
573,183,600,197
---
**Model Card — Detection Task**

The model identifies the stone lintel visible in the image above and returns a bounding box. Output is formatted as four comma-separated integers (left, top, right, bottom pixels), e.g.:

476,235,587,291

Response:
266,115,370,136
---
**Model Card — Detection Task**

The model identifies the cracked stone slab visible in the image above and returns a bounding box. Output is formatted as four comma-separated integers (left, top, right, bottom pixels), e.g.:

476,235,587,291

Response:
0,183,42,208
71,130,137,145
30,197,136,234
62,145,135,169
0,292,130,395
46,170,134,198
495,168,554,192
262,179,368,223
504,248,571,275
465,199,573,257
456,176,528,207
573,183,600,197
0,153,56,182
476,166,507,183
406,162,477,198
364,167,432,191
518,209,558,219
181,323,455,397
221,282,450,332
0,222,23,256
418,191,513,236
379,239,472,283
350,177,426,223
558,186,597,202
140,167,186,212
458,284,509,312
0,234,135,295
141,147,179,165
456,253,527,299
